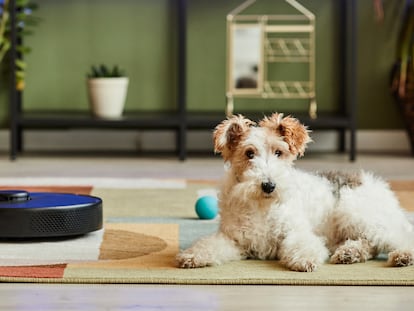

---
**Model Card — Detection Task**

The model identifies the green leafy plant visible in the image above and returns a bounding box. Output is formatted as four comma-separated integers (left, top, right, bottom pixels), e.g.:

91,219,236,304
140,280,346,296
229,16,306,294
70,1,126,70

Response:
87,65,126,78
0,0,39,90
390,0,414,154
391,1,414,100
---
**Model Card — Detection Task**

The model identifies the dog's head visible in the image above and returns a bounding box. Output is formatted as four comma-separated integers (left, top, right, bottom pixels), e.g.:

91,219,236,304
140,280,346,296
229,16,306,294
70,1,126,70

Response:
213,113,311,200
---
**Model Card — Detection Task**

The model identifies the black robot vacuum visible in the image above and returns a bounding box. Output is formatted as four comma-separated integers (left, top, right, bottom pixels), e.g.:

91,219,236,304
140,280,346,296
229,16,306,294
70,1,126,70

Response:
0,190,103,238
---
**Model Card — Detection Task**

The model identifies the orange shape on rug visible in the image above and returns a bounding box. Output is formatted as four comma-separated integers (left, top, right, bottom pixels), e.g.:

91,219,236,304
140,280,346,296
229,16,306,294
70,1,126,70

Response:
0,264,66,278
68,223,179,270
99,229,168,260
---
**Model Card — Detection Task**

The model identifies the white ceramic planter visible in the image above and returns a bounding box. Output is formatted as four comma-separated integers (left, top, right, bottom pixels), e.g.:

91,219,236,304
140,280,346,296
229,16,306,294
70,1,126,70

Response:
87,77,129,118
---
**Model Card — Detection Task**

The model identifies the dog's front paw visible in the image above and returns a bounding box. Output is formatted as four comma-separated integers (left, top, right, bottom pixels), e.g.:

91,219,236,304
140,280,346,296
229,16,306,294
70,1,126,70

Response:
176,251,208,269
387,250,414,267
330,246,362,264
286,260,318,272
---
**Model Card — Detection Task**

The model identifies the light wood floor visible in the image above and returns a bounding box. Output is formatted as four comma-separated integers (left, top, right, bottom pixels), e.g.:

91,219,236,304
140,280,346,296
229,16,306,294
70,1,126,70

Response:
0,283,413,311
1,152,414,310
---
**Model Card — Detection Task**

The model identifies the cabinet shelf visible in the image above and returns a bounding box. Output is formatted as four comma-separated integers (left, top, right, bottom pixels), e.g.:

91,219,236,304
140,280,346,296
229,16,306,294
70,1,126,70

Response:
186,111,351,130
18,111,183,129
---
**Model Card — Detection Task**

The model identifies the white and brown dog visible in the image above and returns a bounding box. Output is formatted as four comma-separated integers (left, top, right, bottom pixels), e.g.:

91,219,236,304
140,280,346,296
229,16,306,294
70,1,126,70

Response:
176,113,414,272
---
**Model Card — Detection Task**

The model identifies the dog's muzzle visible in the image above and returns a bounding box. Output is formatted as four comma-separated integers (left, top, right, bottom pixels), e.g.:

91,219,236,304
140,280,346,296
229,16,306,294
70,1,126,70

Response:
261,181,276,194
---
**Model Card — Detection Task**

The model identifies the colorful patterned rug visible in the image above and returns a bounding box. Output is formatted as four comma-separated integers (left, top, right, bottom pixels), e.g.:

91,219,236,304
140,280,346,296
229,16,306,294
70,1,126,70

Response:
0,178,413,285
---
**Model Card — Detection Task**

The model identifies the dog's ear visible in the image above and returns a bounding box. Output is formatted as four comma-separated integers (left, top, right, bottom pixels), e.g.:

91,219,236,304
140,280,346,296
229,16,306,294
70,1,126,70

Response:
259,113,311,157
213,114,255,160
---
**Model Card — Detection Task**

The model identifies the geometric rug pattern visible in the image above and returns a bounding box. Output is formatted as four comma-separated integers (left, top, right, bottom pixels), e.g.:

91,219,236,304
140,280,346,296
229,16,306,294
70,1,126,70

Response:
0,179,413,285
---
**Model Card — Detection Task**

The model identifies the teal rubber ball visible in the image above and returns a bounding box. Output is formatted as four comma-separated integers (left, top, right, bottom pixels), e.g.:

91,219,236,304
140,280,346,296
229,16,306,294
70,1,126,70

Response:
195,196,219,219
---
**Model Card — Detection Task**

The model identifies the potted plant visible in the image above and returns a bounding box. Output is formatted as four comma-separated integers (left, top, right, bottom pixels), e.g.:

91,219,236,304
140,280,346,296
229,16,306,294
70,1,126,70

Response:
87,64,129,118
0,0,39,90
390,1,414,155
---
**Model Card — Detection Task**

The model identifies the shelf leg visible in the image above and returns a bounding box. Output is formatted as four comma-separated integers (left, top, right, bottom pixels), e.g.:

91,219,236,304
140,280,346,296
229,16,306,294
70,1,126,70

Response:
177,125,186,161
177,0,187,161
346,0,357,162
338,129,346,152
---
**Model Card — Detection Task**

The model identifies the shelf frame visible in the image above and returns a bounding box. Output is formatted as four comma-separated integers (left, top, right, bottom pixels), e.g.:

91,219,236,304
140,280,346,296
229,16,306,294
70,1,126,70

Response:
8,0,357,161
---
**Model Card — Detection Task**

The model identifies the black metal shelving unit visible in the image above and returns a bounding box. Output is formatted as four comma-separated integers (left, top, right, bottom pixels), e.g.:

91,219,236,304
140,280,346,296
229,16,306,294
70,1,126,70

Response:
8,0,357,161
8,0,188,160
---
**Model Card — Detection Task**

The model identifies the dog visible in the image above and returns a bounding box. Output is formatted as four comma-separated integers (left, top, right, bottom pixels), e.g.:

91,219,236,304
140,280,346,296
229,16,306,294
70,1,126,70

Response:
176,113,414,272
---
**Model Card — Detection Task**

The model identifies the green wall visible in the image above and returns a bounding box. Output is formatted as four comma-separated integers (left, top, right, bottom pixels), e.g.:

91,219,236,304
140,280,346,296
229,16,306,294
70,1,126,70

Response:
0,0,406,129
23,0,176,112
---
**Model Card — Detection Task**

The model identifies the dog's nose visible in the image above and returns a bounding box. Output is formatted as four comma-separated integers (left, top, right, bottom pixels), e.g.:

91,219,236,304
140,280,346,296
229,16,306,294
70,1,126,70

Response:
261,181,276,194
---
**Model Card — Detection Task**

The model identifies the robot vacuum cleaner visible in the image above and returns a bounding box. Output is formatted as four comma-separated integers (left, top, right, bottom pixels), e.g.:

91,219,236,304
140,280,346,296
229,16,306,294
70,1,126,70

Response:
0,190,103,238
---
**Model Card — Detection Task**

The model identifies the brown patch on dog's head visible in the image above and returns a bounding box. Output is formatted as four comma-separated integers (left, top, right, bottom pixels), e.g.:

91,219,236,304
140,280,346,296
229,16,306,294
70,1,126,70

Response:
259,113,311,157
213,114,255,161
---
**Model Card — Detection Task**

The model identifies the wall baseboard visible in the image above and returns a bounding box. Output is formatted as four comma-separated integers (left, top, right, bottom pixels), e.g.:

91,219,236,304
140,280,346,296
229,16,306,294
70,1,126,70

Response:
0,129,411,153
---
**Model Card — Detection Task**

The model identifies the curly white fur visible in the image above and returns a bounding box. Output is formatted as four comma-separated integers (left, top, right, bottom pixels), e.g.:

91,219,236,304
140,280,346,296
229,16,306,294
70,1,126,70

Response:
176,113,414,272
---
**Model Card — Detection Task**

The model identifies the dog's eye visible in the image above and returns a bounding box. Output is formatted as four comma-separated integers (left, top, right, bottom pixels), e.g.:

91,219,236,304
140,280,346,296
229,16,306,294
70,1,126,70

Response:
245,149,255,159
274,150,282,157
